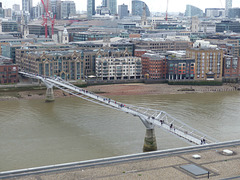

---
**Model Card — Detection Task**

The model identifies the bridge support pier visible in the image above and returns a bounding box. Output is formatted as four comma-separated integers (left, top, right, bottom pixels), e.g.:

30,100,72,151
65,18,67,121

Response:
42,80,55,102
143,128,157,152
45,87,55,102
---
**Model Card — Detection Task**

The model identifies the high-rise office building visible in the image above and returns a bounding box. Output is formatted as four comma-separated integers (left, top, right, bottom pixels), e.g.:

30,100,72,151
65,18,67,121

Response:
60,1,76,19
229,8,240,19
185,5,203,17
50,0,58,17
102,0,107,7
191,16,199,33
107,0,117,15
225,0,232,17
132,0,150,17
205,8,225,17
118,4,128,19
12,4,20,11
22,0,32,12
42,0,51,14
87,0,95,19
0,2,3,18
22,0,32,21
32,5,41,19
4,8,12,18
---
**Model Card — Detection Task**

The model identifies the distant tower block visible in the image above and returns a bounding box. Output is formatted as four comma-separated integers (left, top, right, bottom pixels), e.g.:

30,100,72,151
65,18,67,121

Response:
141,4,147,26
107,0,117,15
191,16,199,33
87,0,95,19
102,0,107,7
225,0,232,17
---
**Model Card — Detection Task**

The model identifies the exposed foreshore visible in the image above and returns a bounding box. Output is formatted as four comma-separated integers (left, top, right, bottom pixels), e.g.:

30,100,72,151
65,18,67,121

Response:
0,83,238,101
86,83,238,96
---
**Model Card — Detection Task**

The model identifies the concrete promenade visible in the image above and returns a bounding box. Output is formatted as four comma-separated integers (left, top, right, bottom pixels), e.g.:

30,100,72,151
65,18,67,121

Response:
1,140,240,180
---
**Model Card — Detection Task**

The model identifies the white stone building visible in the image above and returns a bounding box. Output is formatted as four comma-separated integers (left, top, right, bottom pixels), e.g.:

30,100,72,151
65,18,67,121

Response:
96,57,142,80
62,27,69,44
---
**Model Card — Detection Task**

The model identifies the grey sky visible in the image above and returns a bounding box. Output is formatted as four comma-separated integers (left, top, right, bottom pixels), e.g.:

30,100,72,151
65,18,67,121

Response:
1,0,240,13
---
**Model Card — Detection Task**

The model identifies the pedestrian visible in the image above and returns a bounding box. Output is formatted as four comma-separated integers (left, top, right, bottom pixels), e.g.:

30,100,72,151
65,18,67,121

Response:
170,123,173,129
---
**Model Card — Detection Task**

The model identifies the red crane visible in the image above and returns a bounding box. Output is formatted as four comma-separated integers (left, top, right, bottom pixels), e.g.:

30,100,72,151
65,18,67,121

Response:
42,15,48,38
41,0,56,38
165,0,169,21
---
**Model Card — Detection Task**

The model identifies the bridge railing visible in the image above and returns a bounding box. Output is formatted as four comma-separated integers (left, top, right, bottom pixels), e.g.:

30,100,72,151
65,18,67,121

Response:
125,105,218,144
19,72,218,145
45,76,130,112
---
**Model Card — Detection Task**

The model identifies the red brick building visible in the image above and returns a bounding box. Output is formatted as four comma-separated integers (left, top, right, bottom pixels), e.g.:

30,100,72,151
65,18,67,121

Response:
223,55,240,80
134,49,148,57
0,56,18,84
141,53,167,79
166,51,195,80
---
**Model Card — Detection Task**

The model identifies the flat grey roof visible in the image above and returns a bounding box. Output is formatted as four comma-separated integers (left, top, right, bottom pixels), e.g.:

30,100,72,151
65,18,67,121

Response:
180,164,209,176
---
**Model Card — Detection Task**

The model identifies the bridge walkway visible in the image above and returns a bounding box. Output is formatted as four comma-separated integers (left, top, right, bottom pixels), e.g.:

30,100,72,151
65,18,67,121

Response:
19,72,218,146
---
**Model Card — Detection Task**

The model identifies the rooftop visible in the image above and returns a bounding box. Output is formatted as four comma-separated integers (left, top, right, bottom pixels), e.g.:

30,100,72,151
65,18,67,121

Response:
3,140,240,179
142,53,165,60
0,56,13,65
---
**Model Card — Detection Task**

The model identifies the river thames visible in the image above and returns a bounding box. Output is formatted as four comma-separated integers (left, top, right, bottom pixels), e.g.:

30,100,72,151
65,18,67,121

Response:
1,91,240,171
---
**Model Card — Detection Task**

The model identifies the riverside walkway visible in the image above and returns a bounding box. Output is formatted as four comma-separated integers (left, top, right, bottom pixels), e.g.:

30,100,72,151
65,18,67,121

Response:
19,72,217,147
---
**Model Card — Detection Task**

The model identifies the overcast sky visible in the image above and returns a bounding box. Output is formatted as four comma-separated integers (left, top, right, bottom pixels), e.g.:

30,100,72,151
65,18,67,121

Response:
1,0,240,13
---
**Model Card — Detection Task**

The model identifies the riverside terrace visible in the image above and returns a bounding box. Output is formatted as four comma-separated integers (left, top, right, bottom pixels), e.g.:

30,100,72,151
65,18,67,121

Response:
1,140,240,179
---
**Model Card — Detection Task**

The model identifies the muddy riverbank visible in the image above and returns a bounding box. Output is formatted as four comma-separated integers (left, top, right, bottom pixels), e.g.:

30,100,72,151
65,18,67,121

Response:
0,83,238,101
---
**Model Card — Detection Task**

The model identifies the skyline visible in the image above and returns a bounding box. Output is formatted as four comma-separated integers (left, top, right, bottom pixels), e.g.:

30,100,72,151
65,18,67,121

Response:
0,0,240,13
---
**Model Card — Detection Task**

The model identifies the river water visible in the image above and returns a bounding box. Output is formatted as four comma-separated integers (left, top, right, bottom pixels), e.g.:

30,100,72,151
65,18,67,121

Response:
1,91,240,171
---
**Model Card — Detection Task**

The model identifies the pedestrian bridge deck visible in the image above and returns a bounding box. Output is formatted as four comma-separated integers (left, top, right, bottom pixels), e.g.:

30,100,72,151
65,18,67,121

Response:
19,72,218,146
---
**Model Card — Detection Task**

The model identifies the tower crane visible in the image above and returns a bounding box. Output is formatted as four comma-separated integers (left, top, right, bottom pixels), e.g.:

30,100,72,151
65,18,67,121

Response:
165,0,169,21
41,0,56,38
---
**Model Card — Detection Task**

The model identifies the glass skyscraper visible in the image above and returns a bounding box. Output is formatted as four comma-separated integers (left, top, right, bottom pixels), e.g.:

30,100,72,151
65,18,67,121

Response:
225,0,232,17
132,0,150,17
118,4,128,19
87,0,95,19
22,0,32,12
107,0,117,15
185,5,203,17
102,0,107,7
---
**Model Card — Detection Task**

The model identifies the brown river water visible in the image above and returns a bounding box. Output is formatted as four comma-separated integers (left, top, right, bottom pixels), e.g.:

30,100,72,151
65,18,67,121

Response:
1,91,240,171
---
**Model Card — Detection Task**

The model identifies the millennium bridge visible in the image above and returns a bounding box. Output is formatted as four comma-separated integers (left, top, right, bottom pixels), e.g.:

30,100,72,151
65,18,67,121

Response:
19,71,218,151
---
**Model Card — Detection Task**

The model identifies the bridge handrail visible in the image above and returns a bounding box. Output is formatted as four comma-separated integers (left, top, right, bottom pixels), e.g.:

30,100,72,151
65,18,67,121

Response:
19,71,218,145
126,104,218,144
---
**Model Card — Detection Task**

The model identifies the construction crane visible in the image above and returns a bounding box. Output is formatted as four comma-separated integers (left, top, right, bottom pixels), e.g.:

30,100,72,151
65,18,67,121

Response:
165,0,169,21
41,0,56,38
42,15,48,38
